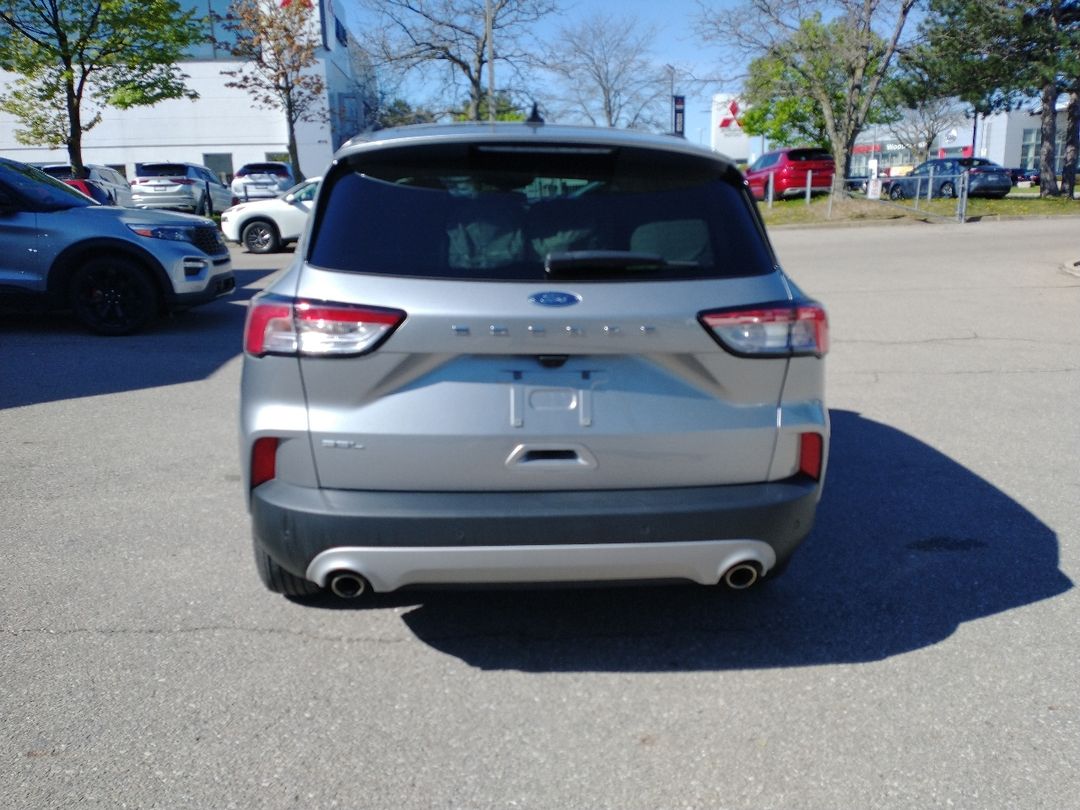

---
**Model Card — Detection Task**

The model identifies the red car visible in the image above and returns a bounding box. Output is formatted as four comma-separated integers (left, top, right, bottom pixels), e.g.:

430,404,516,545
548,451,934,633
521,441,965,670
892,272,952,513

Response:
744,147,835,201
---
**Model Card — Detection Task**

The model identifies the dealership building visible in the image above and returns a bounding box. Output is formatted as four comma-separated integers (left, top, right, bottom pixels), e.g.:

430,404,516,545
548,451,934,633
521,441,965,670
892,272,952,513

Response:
0,0,375,183
710,93,1078,178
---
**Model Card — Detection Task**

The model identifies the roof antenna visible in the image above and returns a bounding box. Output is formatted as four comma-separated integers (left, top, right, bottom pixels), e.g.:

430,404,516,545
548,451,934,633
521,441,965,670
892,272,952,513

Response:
526,102,544,126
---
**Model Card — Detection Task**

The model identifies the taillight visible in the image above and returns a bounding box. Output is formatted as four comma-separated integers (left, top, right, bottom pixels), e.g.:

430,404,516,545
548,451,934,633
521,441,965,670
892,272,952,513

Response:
699,302,828,357
174,178,195,185
251,437,279,487
799,433,823,480
244,296,405,357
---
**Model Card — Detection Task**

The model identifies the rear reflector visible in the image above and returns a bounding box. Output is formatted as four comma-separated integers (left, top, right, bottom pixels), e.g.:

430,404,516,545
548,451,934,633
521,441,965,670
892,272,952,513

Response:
244,296,405,357
251,437,279,488
700,302,828,357
799,433,824,480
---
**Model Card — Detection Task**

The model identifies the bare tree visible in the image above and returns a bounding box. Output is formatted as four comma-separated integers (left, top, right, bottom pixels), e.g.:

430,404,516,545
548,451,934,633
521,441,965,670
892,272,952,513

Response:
696,0,917,192
888,97,966,162
359,0,557,121
543,12,669,129
221,0,326,180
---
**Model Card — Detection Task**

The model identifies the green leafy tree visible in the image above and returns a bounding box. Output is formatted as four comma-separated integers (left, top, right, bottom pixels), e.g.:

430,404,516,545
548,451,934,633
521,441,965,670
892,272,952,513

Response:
221,0,326,182
0,0,205,177
373,97,439,130
739,51,832,148
697,0,917,192
450,90,525,121
916,0,1080,197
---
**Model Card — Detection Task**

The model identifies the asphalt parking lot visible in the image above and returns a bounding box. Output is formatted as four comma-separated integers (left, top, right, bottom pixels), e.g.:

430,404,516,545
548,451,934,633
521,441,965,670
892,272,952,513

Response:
3,218,1078,809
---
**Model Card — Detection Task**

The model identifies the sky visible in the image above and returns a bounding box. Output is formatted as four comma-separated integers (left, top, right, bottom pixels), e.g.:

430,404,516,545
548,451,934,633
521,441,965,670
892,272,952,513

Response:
338,0,740,145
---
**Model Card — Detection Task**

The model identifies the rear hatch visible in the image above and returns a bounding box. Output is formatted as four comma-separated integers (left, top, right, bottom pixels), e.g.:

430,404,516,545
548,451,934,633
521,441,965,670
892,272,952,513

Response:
780,148,834,187
277,138,820,492
133,163,193,194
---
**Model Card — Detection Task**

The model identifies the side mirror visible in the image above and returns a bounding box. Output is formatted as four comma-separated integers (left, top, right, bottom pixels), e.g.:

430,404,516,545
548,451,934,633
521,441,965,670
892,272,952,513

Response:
284,193,297,203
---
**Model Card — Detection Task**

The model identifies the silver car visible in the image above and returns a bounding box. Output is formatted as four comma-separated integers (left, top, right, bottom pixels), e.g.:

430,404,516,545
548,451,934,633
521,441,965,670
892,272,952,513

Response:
230,161,295,202
240,123,829,598
131,162,234,215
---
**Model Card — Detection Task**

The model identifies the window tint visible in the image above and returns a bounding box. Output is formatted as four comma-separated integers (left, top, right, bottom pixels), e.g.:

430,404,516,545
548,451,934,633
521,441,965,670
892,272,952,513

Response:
137,163,190,177
238,163,291,177
40,165,76,179
0,160,94,210
785,149,833,162
308,143,773,281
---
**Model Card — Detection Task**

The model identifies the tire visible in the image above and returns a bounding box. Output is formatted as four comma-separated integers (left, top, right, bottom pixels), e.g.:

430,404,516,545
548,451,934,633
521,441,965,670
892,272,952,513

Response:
889,184,905,201
241,220,281,254
67,256,159,335
253,538,321,596
939,181,955,198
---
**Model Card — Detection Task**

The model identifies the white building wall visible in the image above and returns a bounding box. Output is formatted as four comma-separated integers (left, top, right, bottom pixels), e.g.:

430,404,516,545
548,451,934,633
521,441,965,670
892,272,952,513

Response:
0,0,368,181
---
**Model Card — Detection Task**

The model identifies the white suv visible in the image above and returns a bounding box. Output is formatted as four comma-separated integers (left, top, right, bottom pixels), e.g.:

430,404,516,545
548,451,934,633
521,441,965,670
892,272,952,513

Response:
220,177,320,254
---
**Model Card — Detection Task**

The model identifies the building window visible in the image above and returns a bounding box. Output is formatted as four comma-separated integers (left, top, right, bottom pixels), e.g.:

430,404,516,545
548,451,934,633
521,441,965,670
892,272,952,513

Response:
178,0,240,61
1020,126,1071,173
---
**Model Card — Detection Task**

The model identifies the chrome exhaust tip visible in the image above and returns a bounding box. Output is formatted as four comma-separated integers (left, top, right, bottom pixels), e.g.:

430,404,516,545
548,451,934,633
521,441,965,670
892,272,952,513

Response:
722,562,761,590
328,571,369,599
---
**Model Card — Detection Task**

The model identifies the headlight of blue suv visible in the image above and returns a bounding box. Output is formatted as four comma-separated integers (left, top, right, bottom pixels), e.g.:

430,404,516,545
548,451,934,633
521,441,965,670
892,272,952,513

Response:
127,224,195,243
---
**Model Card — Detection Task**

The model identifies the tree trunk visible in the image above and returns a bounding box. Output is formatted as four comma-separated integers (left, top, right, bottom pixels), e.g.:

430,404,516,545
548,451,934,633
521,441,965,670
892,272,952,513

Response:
64,73,86,178
1061,84,1079,200
1039,82,1060,197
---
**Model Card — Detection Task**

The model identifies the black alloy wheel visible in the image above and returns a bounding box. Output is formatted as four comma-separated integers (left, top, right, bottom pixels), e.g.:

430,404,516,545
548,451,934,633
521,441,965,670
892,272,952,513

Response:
889,184,905,201
68,256,159,335
940,181,955,198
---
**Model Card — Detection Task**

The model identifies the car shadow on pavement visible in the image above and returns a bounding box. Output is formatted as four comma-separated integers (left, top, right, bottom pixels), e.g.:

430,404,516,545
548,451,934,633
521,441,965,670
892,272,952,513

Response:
304,409,1071,671
0,268,275,410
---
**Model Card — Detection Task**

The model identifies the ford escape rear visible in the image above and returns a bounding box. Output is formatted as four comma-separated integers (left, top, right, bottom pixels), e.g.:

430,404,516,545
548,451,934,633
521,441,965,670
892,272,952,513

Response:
240,123,829,598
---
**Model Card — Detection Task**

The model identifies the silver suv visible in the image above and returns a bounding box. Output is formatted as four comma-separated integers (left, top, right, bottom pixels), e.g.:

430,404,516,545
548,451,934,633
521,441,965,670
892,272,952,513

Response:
0,157,234,334
240,123,829,598
131,162,234,215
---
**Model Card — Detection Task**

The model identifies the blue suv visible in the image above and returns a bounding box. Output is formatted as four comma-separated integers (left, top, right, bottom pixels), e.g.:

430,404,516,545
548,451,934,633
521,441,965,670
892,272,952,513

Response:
0,157,234,334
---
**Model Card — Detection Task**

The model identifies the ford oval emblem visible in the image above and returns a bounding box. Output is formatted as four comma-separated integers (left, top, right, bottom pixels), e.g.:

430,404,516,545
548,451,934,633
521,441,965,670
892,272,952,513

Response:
529,291,581,308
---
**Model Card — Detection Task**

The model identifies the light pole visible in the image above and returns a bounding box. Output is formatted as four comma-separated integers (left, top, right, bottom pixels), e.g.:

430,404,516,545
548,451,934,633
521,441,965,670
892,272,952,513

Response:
485,0,495,122
665,64,676,133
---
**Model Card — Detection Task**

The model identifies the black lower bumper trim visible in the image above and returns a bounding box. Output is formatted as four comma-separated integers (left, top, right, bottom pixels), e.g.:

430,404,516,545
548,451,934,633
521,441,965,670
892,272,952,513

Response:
251,480,821,578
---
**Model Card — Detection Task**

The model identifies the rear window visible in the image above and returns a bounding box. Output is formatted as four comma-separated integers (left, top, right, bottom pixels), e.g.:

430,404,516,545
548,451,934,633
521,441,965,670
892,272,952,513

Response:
40,165,76,179
308,142,774,281
785,149,833,162
237,163,290,176
136,163,189,177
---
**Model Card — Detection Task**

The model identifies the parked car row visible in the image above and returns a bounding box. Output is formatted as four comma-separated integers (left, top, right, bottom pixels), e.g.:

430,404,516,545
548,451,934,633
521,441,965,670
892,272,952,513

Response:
29,160,299,216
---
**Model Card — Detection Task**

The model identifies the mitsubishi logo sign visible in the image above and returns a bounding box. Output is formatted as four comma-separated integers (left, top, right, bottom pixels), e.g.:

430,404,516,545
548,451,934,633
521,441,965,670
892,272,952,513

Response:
719,99,741,129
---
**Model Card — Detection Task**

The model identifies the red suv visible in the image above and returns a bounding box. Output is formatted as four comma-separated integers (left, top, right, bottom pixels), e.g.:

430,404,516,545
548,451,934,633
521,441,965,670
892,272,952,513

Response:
744,147,835,201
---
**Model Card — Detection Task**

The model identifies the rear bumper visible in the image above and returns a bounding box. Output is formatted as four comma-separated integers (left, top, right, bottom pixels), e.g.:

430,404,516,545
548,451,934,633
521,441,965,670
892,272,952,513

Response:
251,478,822,591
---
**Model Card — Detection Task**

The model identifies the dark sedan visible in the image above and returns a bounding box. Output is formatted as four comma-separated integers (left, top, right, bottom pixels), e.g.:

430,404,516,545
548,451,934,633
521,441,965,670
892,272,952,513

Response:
886,158,1012,200
1009,167,1040,185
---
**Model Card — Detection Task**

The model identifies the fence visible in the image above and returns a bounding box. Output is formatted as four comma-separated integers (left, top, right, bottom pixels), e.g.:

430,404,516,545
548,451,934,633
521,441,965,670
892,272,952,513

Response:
761,168,973,223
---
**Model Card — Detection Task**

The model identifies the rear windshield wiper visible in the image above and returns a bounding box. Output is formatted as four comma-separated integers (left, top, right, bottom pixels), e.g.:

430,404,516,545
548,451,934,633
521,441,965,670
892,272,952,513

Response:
545,250,672,278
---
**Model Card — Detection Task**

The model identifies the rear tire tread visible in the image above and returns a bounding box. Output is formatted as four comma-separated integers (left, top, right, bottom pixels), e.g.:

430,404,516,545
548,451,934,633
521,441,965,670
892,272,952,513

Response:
253,539,321,596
